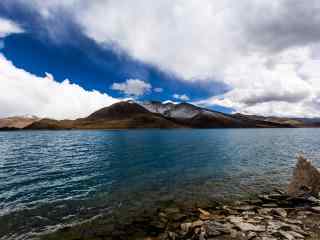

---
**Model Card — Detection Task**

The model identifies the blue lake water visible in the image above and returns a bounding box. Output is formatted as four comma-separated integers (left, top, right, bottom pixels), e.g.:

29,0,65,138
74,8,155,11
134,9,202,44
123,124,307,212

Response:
1,129,320,239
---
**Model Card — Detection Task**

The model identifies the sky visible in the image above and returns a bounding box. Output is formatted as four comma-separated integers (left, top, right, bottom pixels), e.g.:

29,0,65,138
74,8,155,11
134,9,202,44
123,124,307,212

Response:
0,1,320,119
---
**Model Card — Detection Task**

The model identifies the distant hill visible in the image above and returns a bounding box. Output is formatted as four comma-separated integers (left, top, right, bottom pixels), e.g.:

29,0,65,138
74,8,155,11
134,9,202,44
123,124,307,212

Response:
2,100,319,130
0,116,40,130
87,101,150,120
25,101,181,130
142,101,292,128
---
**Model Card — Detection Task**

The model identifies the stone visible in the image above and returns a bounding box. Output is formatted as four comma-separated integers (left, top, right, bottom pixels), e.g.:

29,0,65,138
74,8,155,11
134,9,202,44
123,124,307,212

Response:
271,208,287,218
280,223,308,236
247,231,257,240
180,222,192,233
200,214,211,220
198,208,211,216
278,230,295,240
171,213,187,221
258,208,272,216
168,231,177,240
242,211,256,216
284,219,303,225
262,204,278,208
288,156,320,197
192,220,204,228
311,206,320,213
267,220,284,233
289,231,304,238
228,216,266,232
233,205,256,211
199,229,206,240
203,221,228,236
307,196,320,204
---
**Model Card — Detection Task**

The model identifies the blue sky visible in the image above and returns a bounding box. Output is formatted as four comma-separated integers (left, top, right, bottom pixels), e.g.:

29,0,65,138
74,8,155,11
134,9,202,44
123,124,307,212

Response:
0,2,230,116
0,1,320,119
2,33,228,103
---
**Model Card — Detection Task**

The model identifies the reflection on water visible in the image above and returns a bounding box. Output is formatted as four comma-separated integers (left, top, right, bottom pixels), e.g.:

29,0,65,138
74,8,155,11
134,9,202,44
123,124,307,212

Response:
0,129,320,238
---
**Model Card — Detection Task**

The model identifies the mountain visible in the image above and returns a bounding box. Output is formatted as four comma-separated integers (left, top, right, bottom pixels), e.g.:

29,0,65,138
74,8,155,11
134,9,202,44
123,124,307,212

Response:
142,101,291,128
87,101,150,120
0,116,40,130
26,101,181,130
14,100,320,130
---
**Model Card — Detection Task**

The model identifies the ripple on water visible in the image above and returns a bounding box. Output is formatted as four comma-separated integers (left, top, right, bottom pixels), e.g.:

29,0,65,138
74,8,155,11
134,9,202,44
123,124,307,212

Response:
0,129,320,238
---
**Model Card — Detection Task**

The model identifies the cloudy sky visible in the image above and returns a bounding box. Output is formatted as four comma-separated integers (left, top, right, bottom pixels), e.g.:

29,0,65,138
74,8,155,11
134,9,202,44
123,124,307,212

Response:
0,0,320,119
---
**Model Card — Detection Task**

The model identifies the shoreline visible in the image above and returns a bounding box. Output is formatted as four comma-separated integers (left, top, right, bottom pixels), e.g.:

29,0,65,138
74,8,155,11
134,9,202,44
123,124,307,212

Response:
39,189,320,240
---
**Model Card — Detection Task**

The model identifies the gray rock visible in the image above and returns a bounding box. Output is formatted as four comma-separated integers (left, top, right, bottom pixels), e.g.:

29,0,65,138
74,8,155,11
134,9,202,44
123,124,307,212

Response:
271,208,287,218
278,230,295,240
228,216,266,232
203,221,228,236
180,222,192,233
288,156,320,197
247,231,257,240
311,206,320,213
191,220,204,228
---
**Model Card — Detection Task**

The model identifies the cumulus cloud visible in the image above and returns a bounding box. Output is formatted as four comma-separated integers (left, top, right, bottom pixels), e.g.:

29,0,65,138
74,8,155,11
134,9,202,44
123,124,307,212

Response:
0,53,119,119
3,0,320,116
197,47,320,117
111,79,151,97
0,17,24,38
173,94,190,101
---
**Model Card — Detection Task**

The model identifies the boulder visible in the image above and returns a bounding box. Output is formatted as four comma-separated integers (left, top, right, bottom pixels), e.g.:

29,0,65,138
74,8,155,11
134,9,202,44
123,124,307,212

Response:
288,155,320,197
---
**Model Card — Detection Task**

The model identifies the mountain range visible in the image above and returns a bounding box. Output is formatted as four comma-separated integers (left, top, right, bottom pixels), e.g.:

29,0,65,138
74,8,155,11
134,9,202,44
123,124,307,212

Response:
1,101,320,130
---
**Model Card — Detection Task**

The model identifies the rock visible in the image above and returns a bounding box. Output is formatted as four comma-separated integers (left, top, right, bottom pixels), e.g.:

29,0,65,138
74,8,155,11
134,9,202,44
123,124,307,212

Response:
271,208,287,218
200,214,211,221
168,231,177,240
258,208,272,216
262,203,278,208
199,229,206,240
242,211,256,218
203,221,229,236
288,156,320,197
228,216,266,232
198,208,211,216
233,205,256,211
247,231,257,240
307,196,320,204
280,223,308,236
284,219,303,225
311,206,320,213
289,231,304,239
180,222,192,233
278,230,295,240
171,212,187,222
266,220,284,233
192,220,204,228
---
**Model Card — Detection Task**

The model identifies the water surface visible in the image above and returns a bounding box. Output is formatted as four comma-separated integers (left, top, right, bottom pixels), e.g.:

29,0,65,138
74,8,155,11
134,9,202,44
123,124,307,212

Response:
0,129,320,239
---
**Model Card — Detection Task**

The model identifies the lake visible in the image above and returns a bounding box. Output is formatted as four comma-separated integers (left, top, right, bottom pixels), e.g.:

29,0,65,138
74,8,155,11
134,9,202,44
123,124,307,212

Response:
1,129,320,239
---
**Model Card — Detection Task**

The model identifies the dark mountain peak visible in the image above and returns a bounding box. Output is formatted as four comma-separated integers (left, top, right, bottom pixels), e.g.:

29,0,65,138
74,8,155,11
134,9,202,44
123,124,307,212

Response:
87,101,150,120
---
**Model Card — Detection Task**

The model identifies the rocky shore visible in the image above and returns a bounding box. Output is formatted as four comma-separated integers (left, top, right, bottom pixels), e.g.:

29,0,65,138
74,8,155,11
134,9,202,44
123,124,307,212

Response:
42,156,320,240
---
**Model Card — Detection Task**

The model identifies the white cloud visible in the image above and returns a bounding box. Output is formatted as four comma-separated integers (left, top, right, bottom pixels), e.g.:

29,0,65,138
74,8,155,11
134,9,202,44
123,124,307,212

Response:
154,87,163,93
111,79,151,97
0,17,24,38
197,47,320,117
0,53,119,119
173,94,190,101
4,1,320,116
